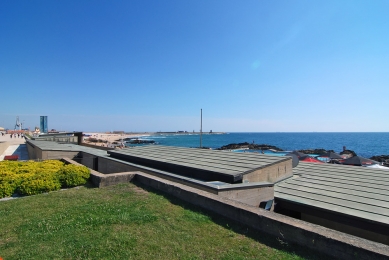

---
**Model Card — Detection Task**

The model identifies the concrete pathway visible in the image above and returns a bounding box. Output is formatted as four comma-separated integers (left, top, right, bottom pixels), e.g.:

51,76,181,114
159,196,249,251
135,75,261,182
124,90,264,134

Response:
0,144,29,161
0,133,29,161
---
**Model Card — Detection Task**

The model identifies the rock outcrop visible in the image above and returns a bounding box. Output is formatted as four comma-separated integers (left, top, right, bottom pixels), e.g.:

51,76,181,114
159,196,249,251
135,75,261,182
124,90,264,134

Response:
125,139,155,144
297,149,334,155
217,142,283,151
370,155,389,164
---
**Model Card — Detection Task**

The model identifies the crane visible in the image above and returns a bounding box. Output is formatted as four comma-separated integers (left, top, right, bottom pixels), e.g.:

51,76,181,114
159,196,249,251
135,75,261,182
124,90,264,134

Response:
14,116,22,131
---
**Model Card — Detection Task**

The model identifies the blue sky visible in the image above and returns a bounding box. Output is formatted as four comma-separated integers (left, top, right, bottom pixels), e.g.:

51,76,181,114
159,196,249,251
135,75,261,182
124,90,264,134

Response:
1,0,388,132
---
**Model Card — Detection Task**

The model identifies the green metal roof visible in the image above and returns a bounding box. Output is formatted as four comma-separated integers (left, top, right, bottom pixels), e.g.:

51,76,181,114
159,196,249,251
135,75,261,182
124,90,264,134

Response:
275,162,389,225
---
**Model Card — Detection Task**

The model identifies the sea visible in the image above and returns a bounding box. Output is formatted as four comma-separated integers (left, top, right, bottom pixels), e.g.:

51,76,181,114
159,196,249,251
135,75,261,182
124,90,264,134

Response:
130,132,389,158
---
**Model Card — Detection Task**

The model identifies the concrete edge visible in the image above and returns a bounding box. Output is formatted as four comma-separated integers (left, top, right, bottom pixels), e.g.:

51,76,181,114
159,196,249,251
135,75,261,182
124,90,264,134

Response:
80,143,114,151
216,181,274,191
273,174,294,184
244,156,292,173
61,157,135,188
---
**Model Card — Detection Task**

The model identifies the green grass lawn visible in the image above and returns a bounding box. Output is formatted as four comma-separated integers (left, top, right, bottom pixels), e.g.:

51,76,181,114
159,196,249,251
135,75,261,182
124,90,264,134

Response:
0,182,324,259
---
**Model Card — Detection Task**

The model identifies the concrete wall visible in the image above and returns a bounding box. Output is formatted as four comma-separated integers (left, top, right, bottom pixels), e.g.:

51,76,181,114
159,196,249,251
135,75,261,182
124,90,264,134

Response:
243,159,292,183
302,213,389,246
276,198,389,246
41,150,80,160
134,171,389,260
79,152,98,169
26,141,79,160
89,171,136,188
62,158,136,188
218,185,273,208
33,136,78,143
26,141,39,159
98,156,142,174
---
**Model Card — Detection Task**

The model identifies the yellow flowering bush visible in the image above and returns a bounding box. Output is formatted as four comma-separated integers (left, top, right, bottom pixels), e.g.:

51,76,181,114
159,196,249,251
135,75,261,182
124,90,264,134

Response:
19,172,61,195
0,160,90,198
57,164,90,187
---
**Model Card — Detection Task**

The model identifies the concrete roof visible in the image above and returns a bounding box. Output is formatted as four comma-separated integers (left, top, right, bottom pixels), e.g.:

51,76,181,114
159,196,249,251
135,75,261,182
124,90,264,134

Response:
108,145,290,183
27,140,109,157
275,162,389,225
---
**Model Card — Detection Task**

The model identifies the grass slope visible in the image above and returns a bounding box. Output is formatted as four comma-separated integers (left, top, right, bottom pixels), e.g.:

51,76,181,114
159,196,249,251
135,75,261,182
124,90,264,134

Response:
0,182,324,259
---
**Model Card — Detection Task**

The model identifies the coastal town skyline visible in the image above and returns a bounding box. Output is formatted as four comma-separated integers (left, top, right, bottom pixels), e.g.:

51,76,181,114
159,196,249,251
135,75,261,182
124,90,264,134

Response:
1,1,388,132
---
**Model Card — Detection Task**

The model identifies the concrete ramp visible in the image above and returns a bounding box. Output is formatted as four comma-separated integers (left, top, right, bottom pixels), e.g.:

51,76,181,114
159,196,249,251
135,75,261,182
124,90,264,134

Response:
0,144,29,161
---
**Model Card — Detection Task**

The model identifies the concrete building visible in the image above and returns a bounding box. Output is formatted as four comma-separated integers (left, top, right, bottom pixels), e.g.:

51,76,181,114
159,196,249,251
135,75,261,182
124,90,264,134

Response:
40,116,48,133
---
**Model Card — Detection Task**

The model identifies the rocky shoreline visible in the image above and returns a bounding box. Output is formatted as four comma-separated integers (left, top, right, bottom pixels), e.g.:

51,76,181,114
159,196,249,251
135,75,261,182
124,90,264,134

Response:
125,139,155,144
370,155,389,164
217,142,389,164
217,142,283,151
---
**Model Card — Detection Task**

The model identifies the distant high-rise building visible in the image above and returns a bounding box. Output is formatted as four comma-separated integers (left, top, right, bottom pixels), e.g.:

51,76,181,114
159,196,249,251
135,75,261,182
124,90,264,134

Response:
40,116,48,133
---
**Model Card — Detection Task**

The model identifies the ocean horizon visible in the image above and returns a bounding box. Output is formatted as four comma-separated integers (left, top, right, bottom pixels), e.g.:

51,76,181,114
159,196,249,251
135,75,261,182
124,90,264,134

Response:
129,132,389,158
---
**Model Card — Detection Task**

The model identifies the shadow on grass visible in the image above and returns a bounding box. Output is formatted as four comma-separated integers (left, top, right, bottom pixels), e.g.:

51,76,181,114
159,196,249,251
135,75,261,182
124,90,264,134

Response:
83,180,98,189
132,180,328,260
1,181,97,202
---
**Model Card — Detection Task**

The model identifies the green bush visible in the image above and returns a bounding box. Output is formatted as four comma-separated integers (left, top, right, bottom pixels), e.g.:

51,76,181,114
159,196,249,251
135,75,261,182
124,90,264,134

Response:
0,160,90,198
19,172,61,195
57,164,90,187
0,171,23,197
0,182,16,198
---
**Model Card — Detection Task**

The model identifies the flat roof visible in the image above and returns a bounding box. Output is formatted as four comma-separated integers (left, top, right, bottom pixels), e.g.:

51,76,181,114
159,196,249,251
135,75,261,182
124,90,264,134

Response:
27,140,108,157
275,162,389,226
108,145,289,183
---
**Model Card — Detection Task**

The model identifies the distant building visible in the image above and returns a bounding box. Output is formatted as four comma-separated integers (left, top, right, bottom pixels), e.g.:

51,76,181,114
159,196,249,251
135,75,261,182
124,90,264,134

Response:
40,116,48,133
48,129,60,133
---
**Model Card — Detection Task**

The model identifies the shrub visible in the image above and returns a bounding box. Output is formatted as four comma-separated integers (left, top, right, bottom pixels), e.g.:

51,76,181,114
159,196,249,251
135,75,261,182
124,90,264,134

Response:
38,160,64,175
57,164,90,187
0,160,90,198
0,182,16,198
0,171,23,197
18,172,61,196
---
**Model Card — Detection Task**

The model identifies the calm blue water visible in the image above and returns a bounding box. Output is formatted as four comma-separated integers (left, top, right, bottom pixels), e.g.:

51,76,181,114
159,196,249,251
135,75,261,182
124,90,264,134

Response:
130,132,389,158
